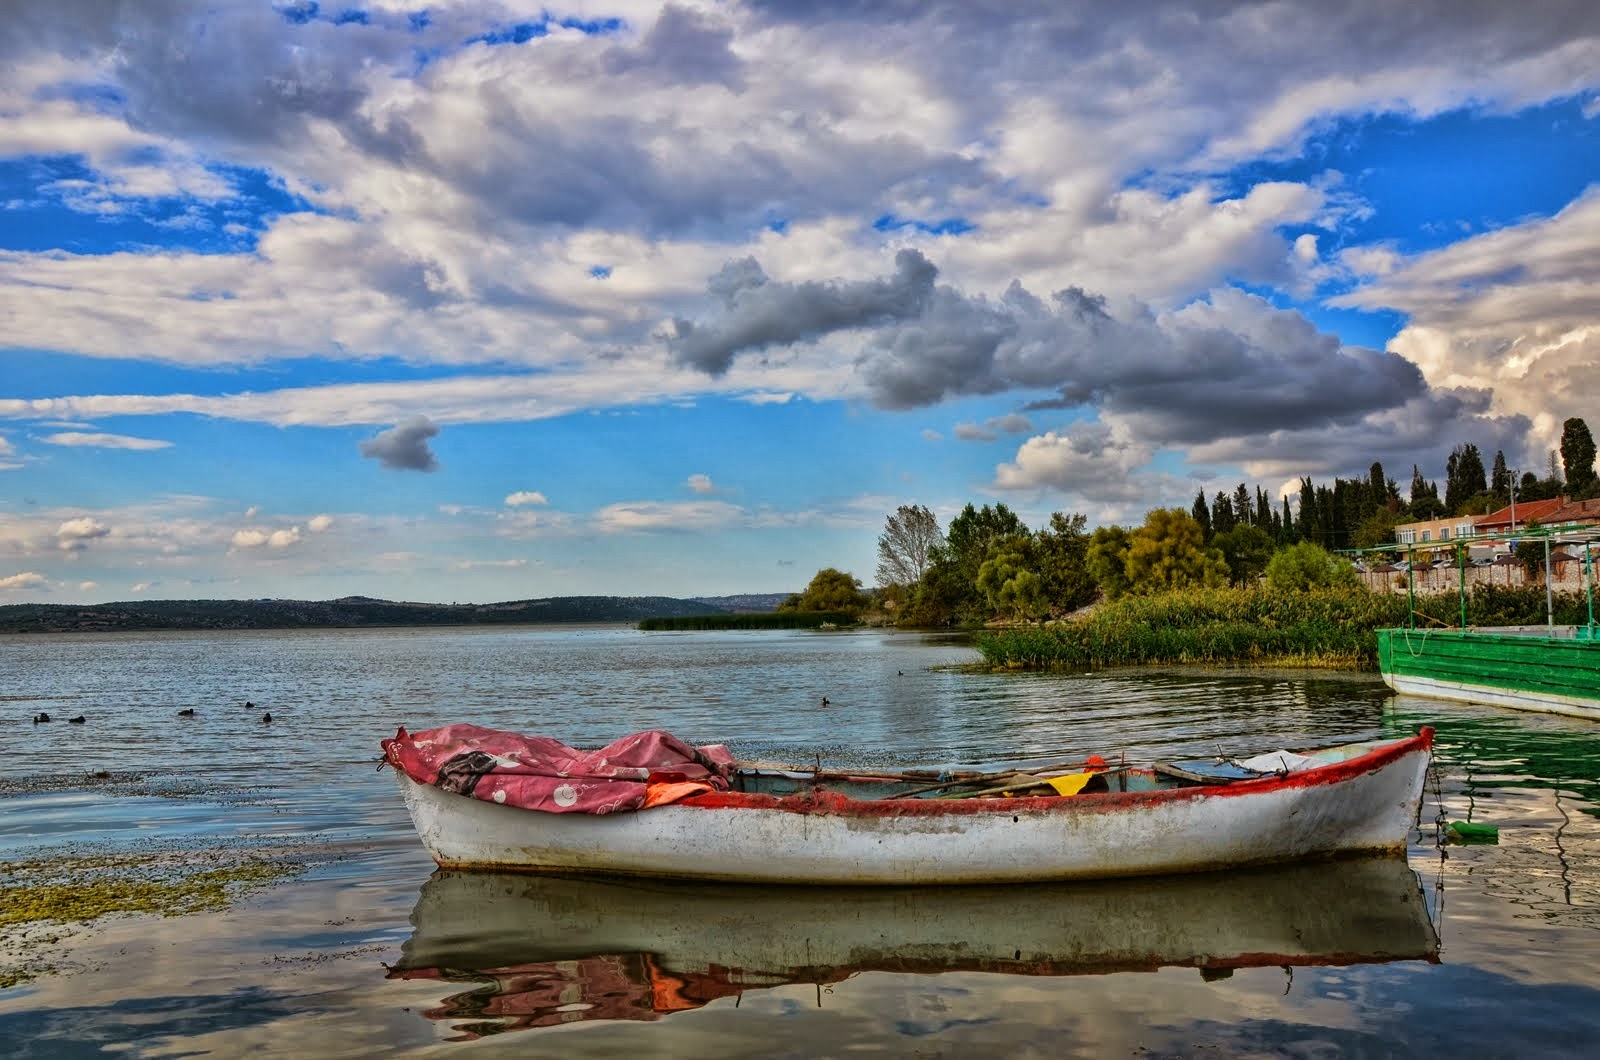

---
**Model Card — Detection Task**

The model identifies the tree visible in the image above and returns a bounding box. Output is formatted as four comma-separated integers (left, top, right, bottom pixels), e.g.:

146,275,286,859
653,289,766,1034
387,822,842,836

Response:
1191,491,1212,541
1032,511,1098,615
1444,443,1487,514
1232,483,1252,527
1368,462,1386,508
929,502,1030,621
779,568,869,615
1211,491,1236,535
1561,417,1598,498
977,541,1044,621
1212,524,1274,586
1491,449,1510,501
1265,542,1360,592
1513,520,1547,581
1123,509,1229,595
1352,508,1401,550
1407,465,1445,519
875,504,944,588
1086,525,1133,600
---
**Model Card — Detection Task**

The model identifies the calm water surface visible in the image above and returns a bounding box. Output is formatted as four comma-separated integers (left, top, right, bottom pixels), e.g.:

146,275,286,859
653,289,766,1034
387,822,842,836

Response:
1,625,1598,1058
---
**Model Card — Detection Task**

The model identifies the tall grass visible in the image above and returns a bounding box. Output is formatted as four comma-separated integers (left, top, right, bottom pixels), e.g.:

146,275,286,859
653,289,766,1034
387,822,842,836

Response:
974,585,1591,670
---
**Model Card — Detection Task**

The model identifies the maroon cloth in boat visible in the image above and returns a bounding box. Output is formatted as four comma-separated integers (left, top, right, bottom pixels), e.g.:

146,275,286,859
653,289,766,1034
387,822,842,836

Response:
382,724,734,814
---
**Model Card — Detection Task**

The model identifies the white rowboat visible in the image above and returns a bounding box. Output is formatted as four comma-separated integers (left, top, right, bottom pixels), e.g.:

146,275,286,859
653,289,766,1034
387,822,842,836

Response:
386,727,1435,885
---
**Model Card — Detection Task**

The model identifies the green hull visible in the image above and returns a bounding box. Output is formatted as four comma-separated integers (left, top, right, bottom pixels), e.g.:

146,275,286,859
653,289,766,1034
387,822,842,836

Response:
1377,627,1600,721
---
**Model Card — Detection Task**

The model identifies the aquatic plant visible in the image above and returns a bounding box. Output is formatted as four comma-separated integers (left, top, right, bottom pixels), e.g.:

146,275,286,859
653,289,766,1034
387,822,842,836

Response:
974,585,1591,670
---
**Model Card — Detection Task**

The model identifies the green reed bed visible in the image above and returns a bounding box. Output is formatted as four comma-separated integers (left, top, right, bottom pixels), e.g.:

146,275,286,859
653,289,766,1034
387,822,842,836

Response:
975,585,1592,671
638,611,856,631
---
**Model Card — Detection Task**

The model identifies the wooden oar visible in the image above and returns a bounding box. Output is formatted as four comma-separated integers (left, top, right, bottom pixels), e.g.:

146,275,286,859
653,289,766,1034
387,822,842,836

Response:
731,760,982,784
935,773,1059,799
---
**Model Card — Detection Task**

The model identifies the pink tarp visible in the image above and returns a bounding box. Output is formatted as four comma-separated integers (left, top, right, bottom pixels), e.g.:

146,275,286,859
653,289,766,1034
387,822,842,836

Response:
382,724,735,814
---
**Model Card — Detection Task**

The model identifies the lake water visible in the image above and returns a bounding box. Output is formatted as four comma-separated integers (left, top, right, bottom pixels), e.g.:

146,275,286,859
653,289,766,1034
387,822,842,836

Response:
2,625,1598,1057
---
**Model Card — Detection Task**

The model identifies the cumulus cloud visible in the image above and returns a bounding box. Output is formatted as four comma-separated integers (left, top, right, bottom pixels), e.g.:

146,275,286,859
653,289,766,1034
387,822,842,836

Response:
671,249,939,375
851,277,1425,447
505,491,548,507
307,514,334,533
359,416,440,471
1334,187,1600,455
1,571,48,591
56,517,110,551
231,526,302,550
686,474,716,494
993,422,1157,501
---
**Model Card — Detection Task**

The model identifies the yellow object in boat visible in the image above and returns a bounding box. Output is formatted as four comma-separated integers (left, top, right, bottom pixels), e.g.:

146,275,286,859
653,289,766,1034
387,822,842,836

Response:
1045,772,1094,796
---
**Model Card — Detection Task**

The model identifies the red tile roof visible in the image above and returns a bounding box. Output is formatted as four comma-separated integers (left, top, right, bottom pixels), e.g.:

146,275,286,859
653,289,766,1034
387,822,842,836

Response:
1473,496,1569,532
1543,497,1600,526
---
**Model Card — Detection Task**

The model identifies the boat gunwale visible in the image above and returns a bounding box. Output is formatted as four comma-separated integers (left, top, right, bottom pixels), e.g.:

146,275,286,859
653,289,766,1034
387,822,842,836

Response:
671,727,1435,818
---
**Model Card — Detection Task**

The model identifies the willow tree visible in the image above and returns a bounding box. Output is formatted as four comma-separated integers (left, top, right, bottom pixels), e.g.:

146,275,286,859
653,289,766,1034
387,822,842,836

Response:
875,504,944,588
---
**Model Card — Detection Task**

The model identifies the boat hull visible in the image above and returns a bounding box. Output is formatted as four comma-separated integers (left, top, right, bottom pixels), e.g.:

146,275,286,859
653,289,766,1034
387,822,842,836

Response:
1378,628,1600,721
393,732,1433,884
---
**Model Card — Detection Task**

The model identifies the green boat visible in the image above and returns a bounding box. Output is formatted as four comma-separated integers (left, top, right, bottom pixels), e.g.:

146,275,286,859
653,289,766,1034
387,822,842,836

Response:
1375,523,1600,721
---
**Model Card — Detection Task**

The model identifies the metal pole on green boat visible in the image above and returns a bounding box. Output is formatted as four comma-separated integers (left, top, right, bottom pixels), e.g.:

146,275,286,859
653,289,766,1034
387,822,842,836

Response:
1545,537,1554,631
1406,544,1416,629
1585,541,1596,635
1458,541,1468,630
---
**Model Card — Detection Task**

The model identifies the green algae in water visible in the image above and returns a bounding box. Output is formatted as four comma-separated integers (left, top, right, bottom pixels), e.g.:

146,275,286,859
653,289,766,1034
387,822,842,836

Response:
0,849,303,988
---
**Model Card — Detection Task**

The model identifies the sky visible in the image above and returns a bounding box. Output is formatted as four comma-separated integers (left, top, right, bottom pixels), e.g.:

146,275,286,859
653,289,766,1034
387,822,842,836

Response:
2,1,1598,604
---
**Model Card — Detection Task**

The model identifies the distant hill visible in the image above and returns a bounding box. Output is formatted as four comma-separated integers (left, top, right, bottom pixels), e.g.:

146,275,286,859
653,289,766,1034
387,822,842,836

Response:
0,594,778,634
691,593,789,613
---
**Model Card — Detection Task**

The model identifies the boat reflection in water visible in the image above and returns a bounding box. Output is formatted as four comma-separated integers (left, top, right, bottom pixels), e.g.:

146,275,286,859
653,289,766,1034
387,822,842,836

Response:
388,856,1439,1040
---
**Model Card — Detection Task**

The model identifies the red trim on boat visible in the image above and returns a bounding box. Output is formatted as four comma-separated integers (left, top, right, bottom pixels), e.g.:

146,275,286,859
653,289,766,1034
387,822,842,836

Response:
677,728,1434,818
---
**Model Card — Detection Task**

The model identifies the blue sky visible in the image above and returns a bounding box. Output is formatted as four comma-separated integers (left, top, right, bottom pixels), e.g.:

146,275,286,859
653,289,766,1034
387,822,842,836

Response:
2,1,1598,603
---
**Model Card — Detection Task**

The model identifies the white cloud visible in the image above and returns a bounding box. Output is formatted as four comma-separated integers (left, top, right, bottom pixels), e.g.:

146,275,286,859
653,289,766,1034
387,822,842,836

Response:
455,559,529,570
0,571,48,591
56,517,110,550
993,423,1156,501
308,514,334,533
1334,187,1600,458
231,526,301,550
686,474,715,494
41,431,172,450
505,491,549,507
593,500,744,533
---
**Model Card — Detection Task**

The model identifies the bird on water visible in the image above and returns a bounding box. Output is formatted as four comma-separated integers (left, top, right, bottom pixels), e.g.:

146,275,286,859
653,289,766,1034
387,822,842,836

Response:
33,712,50,723
67,715,86,724
262,712,273,724
178,708,196,717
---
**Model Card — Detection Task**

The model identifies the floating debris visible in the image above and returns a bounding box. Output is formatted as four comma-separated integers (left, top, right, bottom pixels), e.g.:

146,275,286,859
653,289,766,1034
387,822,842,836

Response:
1448,820,1500,843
